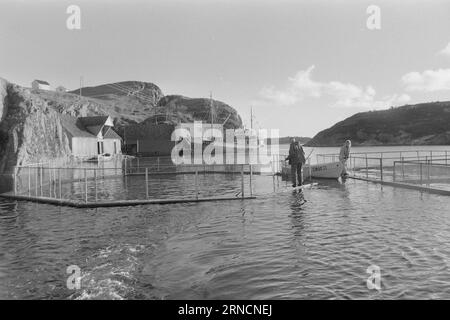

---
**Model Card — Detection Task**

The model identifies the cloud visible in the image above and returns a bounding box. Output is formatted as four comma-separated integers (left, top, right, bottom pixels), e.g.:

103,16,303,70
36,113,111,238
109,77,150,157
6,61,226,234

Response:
438,42,450,56
401,68,450,92
257,66,410,109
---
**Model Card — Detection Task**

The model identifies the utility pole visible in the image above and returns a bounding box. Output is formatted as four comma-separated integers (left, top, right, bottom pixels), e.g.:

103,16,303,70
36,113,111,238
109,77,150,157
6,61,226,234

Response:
250,106,253,131
79,76,83,98
210,91,214,131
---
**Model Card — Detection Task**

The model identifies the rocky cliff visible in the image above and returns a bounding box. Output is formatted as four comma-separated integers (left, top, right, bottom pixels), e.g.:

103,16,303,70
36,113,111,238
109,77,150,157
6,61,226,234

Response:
0,80,72,174
306,101,450,147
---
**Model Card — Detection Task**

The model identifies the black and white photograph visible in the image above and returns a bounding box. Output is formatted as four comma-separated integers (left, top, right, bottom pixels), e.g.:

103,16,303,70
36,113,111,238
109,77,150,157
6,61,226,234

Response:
1,0,450,306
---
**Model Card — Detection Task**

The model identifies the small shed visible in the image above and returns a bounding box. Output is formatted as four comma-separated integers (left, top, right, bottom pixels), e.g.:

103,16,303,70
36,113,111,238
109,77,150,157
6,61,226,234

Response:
32,80,51,91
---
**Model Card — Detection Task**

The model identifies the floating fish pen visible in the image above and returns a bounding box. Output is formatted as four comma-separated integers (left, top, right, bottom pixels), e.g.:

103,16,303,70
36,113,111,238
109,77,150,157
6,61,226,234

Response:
317,149,450,196
0,159,261,207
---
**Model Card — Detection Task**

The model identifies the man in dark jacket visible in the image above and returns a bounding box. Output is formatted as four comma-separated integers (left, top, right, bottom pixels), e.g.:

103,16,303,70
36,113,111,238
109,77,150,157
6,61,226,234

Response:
285,138,306,187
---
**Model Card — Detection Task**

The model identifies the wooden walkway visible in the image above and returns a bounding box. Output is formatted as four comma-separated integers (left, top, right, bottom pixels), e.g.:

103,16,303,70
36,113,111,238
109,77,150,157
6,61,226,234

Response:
0,193,256,208
350,176,450,196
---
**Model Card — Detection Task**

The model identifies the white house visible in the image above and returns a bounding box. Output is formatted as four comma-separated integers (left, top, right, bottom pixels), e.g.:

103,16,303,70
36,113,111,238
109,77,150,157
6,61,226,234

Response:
31,79,51,91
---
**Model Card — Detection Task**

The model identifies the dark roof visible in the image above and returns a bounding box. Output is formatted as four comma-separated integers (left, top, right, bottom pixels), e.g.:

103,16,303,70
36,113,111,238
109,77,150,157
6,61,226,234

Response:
125,123,175,141
78,116,110,127
60,114,120,139
85,125,103,136
60,114,95,138
34,80,50,85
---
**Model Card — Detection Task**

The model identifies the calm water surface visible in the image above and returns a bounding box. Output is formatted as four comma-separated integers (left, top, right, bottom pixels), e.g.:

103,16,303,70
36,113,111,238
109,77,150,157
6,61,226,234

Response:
1,173,450,299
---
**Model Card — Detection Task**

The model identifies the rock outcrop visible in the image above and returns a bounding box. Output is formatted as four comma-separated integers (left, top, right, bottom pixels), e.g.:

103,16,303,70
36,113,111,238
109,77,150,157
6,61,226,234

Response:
155,95,243,129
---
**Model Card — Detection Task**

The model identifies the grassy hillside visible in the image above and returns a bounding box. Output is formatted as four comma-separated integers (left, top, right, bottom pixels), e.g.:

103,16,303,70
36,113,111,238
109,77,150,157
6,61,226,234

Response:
306,101,450,147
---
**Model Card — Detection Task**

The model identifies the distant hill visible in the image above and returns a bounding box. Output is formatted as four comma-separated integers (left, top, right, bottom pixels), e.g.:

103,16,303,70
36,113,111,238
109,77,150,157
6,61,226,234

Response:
306,101,450,147
266,136,311,145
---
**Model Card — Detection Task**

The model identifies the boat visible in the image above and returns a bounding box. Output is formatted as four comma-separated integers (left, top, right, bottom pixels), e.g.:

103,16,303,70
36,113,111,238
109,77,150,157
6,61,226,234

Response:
282,161,344,180
85,153,113,162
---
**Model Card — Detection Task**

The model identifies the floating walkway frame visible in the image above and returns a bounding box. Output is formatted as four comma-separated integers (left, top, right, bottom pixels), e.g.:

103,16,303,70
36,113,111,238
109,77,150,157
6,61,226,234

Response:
350,176,450,196
0,193,256,208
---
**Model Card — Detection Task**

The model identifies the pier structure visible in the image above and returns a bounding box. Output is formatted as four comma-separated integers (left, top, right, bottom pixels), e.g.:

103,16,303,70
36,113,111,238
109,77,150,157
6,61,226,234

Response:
316,149,450,196
0,156,272,207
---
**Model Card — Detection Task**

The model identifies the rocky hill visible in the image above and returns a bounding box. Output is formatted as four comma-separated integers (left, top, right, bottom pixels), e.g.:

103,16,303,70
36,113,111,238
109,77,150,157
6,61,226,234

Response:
306,101,450,146
153,95,242,129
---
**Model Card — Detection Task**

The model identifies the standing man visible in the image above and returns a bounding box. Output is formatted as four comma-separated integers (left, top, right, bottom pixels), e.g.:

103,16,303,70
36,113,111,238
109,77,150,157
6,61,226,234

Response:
339,140,352,177
285,138,306,187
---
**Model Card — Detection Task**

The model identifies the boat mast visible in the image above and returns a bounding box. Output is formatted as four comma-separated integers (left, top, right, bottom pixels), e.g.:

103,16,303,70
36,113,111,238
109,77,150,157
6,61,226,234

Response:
210,91,214,131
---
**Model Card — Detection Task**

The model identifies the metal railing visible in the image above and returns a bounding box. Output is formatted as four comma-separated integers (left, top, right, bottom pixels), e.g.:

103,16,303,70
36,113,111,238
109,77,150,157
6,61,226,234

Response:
393,160,450,188
316,149,450,183
10,162,255,204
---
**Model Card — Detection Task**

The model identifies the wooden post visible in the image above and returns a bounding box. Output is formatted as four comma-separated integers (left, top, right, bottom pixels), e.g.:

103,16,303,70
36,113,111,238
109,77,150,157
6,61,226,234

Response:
380,158,383,181
94,169,97,202
272,173,276,193
84,168,88,203
241,164,244,198
58,168,62,199
430,151,433,164
249,164,253,197
35,166,38,196
48,167,51,197
308,158,312,182
40,166,43,197
393,161,396,182
13,166,17,195
28,166,31,196
419,163,423,185
145,167,149,199
195,170,199,200
157,157,160,172
446,151,448,165
365,155,368,179
401,157,405,180
427,160,430,186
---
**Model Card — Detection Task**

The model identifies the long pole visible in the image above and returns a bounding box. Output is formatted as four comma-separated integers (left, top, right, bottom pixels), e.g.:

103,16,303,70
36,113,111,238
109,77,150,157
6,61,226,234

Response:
393,161,396,182
35,167,38,196
58,168,62,199
380,158,383,181
28,167,31,196
241,164,244,198
365,155,368,179
419,163,423,185
84,168,88,203
195,170,199,200
49,167,52,197
94,169,97,202
249,164,253,196
40,166,43,197
145,167,149,199
13,166,17,195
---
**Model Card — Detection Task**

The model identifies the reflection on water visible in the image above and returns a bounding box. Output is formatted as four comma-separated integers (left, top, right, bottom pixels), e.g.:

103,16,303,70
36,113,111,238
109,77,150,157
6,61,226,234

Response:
1,175,450,299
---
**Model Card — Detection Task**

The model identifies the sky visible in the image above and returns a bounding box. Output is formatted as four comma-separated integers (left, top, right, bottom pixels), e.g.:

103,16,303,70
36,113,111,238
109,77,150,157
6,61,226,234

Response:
1,0,450,137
